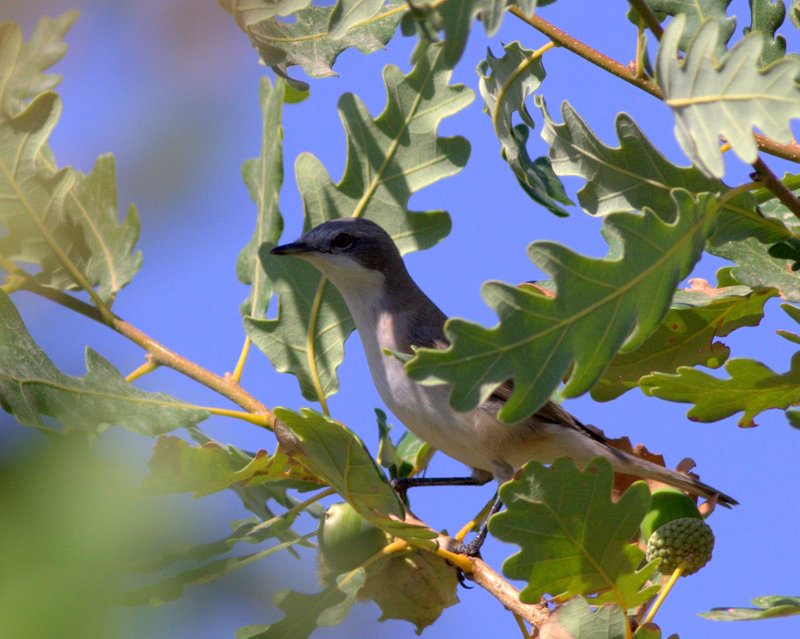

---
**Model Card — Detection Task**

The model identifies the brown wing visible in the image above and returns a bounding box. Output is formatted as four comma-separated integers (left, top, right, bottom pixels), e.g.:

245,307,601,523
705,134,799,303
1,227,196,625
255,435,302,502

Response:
489,380,607,444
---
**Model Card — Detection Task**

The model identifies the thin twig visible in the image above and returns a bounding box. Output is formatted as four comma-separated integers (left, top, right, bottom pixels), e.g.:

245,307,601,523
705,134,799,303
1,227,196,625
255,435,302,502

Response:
751,156,800,222
471,559,550,626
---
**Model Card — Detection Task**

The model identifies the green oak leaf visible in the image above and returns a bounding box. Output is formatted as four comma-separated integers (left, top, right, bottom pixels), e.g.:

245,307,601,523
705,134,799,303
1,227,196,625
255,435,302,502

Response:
248,44,469,403
711,235,800,301
745,0,789,65
216,0,312,29
592,283,778,401
477,42,572,216
540,597,629,639
245,1,406,79
238,77,285,319
328,0,387,39
641,351,800,426
275,407,437,546
121,534,315,608
490,458,658,608
700,595,800,620
629,0,735,54
657,15,800,177
407,191,719,422
0,11,78,116
235,570,366,639
0,291,207,435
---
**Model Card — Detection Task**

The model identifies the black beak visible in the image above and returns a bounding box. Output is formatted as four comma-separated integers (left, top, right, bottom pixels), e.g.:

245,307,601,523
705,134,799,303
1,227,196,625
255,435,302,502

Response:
270,240,310,256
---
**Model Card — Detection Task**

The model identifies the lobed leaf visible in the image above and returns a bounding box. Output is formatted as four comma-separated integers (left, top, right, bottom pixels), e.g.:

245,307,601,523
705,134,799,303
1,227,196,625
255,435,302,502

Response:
376,408,434,479
629,0,735,54
245,1,406,79
656,15,800,177
592,281,777,401
406,191,719,421
0,11,78,116
490,458,658,609
238,77,285,319
700,595,800,620
477,42,572,215
745,0,789,65
249,44,469,402
0,291,207,435
641,351,800,426
216,0,312,29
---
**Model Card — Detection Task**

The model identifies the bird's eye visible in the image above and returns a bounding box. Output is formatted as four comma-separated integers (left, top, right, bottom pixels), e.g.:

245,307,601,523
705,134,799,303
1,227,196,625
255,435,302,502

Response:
331,233,354,249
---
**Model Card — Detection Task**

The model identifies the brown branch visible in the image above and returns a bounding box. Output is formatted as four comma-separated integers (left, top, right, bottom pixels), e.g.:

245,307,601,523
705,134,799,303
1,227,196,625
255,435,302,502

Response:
471,559,550,626
751,155,800,222
511,8,800,165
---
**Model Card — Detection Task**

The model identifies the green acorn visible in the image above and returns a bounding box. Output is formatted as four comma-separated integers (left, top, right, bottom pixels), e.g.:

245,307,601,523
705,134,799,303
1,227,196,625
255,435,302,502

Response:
645,516,714,575
317,502,388,573
640,486,703,543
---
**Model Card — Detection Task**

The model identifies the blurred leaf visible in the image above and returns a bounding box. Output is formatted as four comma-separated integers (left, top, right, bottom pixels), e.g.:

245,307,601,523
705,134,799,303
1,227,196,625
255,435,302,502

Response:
592,282,777,401
0,442,180,639
700,595,800,620
0,291,208,434
656,15,800,177
142,435,323,498
491,458,658,608
328,0,386,39
121,534,313,607
376,408,434,479
0,11,78,116
407,191,718,421
246,2,406,79
641,352,800,426
477,42,572,215
247,44,469,402
236,570,366,639
711,236,800,301
629,0,735,54
275,407,437,546
540,597,628,639
238,77,285,319
633,623,662,639
359,549,459,632
745,0,789,65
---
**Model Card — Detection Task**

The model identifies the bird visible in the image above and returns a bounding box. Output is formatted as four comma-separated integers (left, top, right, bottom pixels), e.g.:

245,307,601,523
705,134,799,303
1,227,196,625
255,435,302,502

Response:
270,218,737,549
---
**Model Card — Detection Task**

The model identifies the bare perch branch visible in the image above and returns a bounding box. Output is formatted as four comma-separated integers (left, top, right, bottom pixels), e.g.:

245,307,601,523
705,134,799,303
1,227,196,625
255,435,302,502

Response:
751,156,800,222
471,559,550,626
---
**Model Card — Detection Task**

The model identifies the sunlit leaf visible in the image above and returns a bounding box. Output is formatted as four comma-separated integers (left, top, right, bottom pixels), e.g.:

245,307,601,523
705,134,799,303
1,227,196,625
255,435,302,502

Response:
700,595,800,620
216,0,312,29
745,0,789,65
477,42,571,215
629,0,735,54
376,408,434,479
592,281,777,401
0,291,207,435
328,0,386,39
407,191,719,421
238,77,285,319
491,458,658,608
247,44,469,402
657,15,800,177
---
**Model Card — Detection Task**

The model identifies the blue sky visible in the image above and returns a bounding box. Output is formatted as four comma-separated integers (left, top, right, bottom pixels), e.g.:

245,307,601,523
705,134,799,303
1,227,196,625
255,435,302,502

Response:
3,1,799,638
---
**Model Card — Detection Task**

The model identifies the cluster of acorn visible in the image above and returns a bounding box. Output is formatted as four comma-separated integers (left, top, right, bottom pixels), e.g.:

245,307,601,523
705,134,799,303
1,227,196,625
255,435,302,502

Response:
317,486,715,577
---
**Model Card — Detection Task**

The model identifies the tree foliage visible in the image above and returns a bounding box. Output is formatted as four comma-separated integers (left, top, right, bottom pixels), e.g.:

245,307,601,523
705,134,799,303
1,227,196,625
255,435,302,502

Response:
2,2,800,638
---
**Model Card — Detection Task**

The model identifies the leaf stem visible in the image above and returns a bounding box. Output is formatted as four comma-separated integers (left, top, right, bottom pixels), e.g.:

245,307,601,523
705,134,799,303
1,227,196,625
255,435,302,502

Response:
513,612,532,639
126,360,159,382
627,0,664,40
643,564,685,625
307,278,331,416
510,7,800,164
751,156,800,222
232,336,251,383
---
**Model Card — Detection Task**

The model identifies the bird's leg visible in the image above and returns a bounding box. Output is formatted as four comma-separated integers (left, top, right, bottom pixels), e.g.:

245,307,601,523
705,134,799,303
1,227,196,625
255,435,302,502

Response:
390,475,490,504
453,493,504,557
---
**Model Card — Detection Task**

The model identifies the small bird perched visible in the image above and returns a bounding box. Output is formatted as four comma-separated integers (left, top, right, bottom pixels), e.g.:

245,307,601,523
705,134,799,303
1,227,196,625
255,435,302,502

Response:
271,218,737,520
